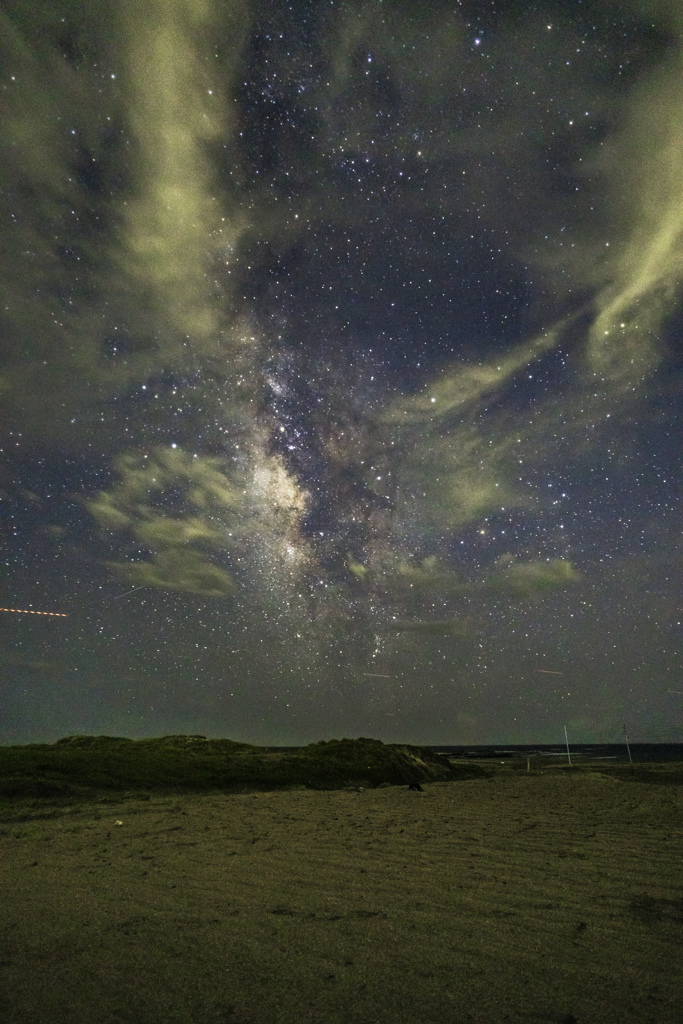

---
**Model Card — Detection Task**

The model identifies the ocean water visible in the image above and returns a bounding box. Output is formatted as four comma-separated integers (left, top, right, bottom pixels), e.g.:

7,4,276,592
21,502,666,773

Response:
427,744,683,763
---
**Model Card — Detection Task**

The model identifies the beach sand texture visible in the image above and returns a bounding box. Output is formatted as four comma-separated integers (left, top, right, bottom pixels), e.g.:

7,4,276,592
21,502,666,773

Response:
1,768,681,1023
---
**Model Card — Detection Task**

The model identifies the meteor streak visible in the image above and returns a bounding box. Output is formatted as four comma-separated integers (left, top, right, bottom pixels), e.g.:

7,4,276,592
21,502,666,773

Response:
114,585,148,599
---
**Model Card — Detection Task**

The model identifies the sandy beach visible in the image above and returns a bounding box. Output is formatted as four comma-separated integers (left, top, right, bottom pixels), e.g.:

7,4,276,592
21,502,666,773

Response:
1,767,681,1023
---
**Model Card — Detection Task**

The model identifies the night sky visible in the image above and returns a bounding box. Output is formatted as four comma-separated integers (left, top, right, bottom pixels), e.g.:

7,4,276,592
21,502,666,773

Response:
1,0,681,747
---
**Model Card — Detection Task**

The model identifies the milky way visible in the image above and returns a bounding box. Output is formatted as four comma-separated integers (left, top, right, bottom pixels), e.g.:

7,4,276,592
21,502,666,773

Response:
0,0,680,744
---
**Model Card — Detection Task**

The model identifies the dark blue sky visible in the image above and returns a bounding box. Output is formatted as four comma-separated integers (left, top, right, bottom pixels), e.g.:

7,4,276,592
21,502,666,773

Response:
1,0,681,745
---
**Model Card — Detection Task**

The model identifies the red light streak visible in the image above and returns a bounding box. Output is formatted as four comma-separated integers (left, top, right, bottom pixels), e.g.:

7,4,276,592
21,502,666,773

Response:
0,607,68,617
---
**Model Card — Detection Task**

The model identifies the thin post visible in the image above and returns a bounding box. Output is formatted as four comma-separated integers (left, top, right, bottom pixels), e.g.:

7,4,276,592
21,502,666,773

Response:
564,724,572,766
623,723,633,764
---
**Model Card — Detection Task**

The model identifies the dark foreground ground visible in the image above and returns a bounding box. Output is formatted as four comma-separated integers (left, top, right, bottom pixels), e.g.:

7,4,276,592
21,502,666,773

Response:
0,760,681,1024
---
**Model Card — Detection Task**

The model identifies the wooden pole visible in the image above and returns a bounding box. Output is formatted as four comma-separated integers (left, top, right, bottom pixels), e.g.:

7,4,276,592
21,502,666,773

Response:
623,723,633,764
564,724,572,766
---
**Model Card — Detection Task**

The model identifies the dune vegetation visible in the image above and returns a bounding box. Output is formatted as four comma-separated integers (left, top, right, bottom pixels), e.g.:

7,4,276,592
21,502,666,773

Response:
0,734,484,800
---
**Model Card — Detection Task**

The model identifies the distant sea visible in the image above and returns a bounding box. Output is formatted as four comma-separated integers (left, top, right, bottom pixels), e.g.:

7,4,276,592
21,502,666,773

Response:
426,744,683,763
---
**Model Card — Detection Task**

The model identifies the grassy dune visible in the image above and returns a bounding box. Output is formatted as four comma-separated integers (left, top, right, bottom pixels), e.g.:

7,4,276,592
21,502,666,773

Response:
0,735,482,798
0,739,681,1023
